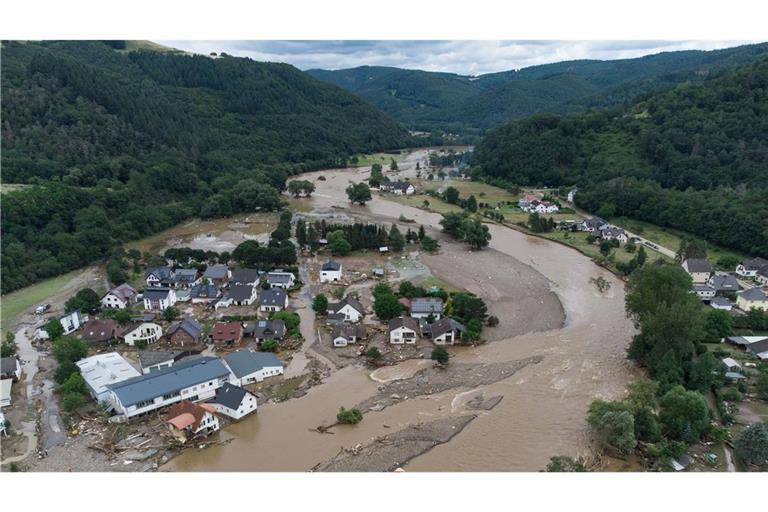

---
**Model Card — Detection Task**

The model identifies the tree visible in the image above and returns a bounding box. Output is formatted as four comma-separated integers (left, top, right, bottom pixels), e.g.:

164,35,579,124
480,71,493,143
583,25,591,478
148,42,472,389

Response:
599,240,613,258
373,292,402,321
465,195,478,213
45,318,65,341
54,360,79,384
390,158,398,171
688,352,722,392
461,217,491,250
162,306,178,322
369,163,384,187
487,315,499,327
62,392,87,412
464,318,483,343
388,224,405,252
421,236,439,253
734,422,768,466
365,347,382,361
113,309,132,324
596,202,616,219
545,456,587,472
312,294,328,315
327,230,352,256
52,336,88,364
704,309,733,339
261,339,279,352
431,346,450,365
337,407,363,424
59,371,87,396
449,293,488,323
346,183,372,205
757,371,768,401
1,332,17,358
659,385,710,442
443,186,460,204
64,288,101,313
587,400,637,453
417,225,426,241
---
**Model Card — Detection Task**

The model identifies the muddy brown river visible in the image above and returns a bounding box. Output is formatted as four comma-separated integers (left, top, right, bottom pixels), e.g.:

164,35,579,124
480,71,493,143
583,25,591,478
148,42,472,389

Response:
165,149,636,472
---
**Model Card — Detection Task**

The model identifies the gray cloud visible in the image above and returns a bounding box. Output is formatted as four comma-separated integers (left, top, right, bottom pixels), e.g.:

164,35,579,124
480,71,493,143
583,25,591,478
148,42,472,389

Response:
157,40,758,75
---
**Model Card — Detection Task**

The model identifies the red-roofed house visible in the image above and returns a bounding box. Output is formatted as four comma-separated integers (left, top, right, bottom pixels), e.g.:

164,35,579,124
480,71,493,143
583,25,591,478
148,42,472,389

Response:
209,322,243,346
166,400,220,441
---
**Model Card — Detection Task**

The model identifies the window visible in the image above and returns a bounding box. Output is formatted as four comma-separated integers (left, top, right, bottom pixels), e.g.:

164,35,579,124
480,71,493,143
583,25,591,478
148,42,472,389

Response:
162,391,180,400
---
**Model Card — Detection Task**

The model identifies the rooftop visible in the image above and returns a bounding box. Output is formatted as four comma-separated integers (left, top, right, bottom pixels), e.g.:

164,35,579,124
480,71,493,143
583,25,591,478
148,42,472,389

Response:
223,350,283,378
410,297,445,314
77,353,142,396
260,288,287,306
321,260,341,271
684,258,713,273
210,382,253,410
203,264,229,279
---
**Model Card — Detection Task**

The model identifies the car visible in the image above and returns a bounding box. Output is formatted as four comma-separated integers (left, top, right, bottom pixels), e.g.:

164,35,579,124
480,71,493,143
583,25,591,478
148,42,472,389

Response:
34,304,51,314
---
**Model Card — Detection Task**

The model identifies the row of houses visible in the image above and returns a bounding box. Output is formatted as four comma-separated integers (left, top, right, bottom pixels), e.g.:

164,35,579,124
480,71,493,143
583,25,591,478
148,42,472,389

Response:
579,217,629,243
518,194,560,214
684,258,768,312
389,316,466,345
379,181,416,195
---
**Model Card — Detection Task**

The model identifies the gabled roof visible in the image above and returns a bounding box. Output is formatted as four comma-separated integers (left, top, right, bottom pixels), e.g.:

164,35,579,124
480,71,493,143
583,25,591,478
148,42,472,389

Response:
227,283,255,302
210,382,254,410
708,274,740,292
582,217,607,229
321,260,341,271
210,322,243,342
167,400,215,430
410,297,444,315
710,297,732,307
138,350,186,369
108,357,229,407
203,264,229,280
172,268,199,284
332,324,367,340
231,268,262,284
245,319,286,340
740,257,768,271
600,227,626,238
266,272,295,285
80,319,118,343
746,338,768,357
117,320,159,338
738,288,767,302
683,258,712,273
190,283,219,299
1,357,20,374
166,318,203,341
145,266,173,280
429,317,466,338
391,181,412,191
223,350,283,378
329,296,365,315
388,316,420,333
143,288,172,300
104,283,137,302
260,288,287,306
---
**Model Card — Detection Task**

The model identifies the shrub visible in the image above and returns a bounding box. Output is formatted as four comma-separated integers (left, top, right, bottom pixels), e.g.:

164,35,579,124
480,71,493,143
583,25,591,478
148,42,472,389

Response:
336,407,363,425
431,346,449,365
261,339,279,352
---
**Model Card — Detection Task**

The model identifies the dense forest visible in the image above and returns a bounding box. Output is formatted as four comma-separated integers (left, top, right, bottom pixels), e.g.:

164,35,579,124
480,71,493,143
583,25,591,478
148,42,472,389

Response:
473,59,768,256
0,41,412,293
308,43,768,135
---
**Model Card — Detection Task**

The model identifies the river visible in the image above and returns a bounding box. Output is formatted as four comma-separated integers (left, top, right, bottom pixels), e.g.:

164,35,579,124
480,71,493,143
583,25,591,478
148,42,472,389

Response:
165,148,636,471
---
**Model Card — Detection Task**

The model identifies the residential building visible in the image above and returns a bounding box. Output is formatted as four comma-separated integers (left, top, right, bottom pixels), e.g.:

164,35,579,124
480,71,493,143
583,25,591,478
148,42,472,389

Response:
107,356,230,419
138,350,189,374
145,266,174,288
523,199,559,214
736,288,768,312
682,258,712,284
166,400,220,441
0,357,22,381
244,319,286,344
170,268,200,289
746,338,768,360
80,319,118,344
203,264,230,288
580,217,608,233
58,310,88,335
707,274,740,294
230,268,261,286
77,353,141,404
216,284,258,309
567,188,577,203
259,289,288,312
190,283,220,304
118,321,163,346
209,382,257,420
709,297,733,311
143,288,177,311
328,296,365,323
223,350,284,386
266,272,296,289
389,316,420,344
735,257,768,278
166,318,204,347
721,357,742,373
599,227,628,244
757,267,768,286
101,283,138,309
692,284,716,300
410,297,444,319
210,322,243,346
426,317,465,345
320,260,343,283
332,324,368,347
0,380,11,409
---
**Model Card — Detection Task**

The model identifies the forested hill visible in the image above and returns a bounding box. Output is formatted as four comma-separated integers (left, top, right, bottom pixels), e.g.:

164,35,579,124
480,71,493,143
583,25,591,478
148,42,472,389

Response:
308,43,768,135
0,41,411,293
473,59,768,256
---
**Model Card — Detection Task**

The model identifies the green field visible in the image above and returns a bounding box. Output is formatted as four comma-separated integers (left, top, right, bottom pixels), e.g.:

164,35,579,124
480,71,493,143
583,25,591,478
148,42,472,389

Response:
352,151,406,167
540,230,673,270
0,270,81,336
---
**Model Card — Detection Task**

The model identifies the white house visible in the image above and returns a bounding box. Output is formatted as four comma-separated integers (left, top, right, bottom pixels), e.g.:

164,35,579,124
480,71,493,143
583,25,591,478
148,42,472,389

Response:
692,284,716,300
735,257,768,278
101,283,138,309
380,181,415,195
328,296,365,323
426,317,466,345
599,227,628,244
259,289,288,312
166,400,220,441
143,288,177,311
145,266,174,288
59,310,88,335
320,260,343,283
682,258,712,284
332,324,368,347
0,380,11,409
756,268,768,287
736,288,768,312
222,283,258,307
266,272,296,290
77,352,142,404
209,382,258,420
118,321,163,346
567,188,577,203
410,297,444,320
0,357,22,381
388,316,420,344
138,350,187,374
580,217,608,233
223,350,284,386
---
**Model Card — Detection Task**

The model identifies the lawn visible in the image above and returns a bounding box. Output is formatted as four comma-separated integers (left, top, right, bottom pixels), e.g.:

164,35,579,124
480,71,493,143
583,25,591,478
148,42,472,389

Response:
352,151,406,167
1,270,81,336
539,231,671,268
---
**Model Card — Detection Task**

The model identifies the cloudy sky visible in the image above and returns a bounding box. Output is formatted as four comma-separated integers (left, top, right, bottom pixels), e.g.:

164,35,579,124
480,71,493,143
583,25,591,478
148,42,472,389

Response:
159,40,756,75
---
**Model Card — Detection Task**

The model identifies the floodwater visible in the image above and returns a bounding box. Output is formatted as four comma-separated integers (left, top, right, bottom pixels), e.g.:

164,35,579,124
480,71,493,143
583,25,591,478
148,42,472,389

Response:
165,149,636,472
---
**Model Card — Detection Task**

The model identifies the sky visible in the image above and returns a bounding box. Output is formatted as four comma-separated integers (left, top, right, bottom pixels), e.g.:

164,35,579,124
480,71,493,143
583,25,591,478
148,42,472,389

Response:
158,40,756,76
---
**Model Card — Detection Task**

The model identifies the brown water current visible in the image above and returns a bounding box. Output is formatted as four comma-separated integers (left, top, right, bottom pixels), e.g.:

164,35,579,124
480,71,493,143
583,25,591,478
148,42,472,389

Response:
165,149,636,472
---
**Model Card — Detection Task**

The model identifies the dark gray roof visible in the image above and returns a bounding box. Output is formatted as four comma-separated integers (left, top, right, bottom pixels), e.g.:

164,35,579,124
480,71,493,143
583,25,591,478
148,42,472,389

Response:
231,268,262,284
223,350,282,378
392,181,412,191
267,272,294,285
684,258,712,273
583,217,607,229
321,260,341,271
410,297,444,315
138,350,186,369
260,289,287,306
429,317,466,338
329,296,365,315
740,257,768,271
708,275,740,292
746,338,768,356
203,264,229,279
600,227,626,238
145,266,173,280
331,324,367,339
172,268,199,284
710,297,732,307
190,283,219,299
105,283,137,302
227,283,255,302
167,318,203,341
245,319,286,340
739,288,767,301
1,357,19,374
693,284,714,292
389,316,420,333
326,313,345,324
210,382,252,410
108,357,229,407
143,288,171,300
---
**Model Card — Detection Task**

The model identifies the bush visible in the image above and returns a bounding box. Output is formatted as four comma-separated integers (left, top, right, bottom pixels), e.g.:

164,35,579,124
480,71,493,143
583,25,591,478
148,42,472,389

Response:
431,346,449,365
545,456,587,472
312,294,328,315
336,407,363,424
54,360,79,384
365,347,382,361
734,422,768,466
261,339,279,352
62,392,87,412
487,315,499,327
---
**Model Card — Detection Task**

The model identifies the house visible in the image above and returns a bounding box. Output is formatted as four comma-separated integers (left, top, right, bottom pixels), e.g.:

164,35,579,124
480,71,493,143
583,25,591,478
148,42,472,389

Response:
709,297,733,311
325,313,346,326
726,335,768,347
80,319,118,344
143,288,177,311
203,264,230,288
56,310,87,335
725,371,748,381
209,382,258,420
757,267,768,286
671,454,693,472
118,321,163,346
76,352,142,404
166,318,204,347
736,288,768,312
721,357,742,373
170,268,200,289
525,200,559,214
682,258,713,284
410,297,444,319
745,338,768,360
0,357,22,381
266,272,296,290
372,268,385,278
580,217,608,233
0,380,11,409
517,194,539,210
426,317,465,345
101,283,138,309
735,257,768,278
389,316,420,344
210,322,243,346
692,284,716,300
331,324,368,347
222,283,258,306
380,181,415,195
145,266,174,287
320,260,343,283
707,274,740,294
599,227,628,244
259,289,288,312
223,350,284,386
138,350,189,374
328,296,366,323
190,283,220,304
107,356,230,419
244,319,286,344
166,400,220,441
231,268,262,286
567,188,577,203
